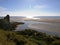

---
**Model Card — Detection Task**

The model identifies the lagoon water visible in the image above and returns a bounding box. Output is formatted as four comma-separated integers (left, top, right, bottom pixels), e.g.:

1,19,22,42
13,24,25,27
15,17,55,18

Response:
10,17,60,36
15,21,60,36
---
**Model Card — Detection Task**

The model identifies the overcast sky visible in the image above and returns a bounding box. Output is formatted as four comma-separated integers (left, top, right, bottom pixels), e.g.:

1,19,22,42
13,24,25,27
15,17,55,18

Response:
0,0,60,16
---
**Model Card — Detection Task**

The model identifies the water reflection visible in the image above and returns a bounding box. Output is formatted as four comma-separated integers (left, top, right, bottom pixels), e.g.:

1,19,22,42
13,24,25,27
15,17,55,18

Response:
15,21,60,36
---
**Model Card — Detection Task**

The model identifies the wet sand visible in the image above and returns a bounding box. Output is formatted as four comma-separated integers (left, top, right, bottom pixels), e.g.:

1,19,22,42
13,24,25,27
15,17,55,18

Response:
10,17,60,36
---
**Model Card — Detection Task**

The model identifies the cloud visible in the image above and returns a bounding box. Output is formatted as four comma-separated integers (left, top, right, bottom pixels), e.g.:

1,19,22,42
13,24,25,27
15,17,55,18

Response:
8,10,60,16
0,7,8,11
0,6,15,16
0,6,60,16
0,6,8,16
34,5,47,9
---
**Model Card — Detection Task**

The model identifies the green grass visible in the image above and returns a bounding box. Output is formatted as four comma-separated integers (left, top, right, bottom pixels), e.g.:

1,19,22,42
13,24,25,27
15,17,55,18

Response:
0,29,38,45
0,29,60,45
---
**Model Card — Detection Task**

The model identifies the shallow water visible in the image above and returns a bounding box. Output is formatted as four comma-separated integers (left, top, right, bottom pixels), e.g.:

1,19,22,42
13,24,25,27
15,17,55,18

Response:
15,20,60,36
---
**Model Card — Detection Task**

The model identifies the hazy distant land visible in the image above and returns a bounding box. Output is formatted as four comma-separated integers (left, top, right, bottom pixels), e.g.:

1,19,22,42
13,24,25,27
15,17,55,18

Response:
1,16,60,23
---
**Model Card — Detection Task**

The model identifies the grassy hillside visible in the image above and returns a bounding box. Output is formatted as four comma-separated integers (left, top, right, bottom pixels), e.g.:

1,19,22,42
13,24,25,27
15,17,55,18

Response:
0,29,38,45
0,29,60,45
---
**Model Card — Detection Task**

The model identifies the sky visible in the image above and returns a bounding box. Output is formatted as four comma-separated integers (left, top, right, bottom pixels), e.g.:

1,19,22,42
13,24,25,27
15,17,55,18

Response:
0,0,60,17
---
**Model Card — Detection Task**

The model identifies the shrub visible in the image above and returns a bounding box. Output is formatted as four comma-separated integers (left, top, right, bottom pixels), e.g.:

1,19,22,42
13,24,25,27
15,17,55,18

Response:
51,40,60,45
